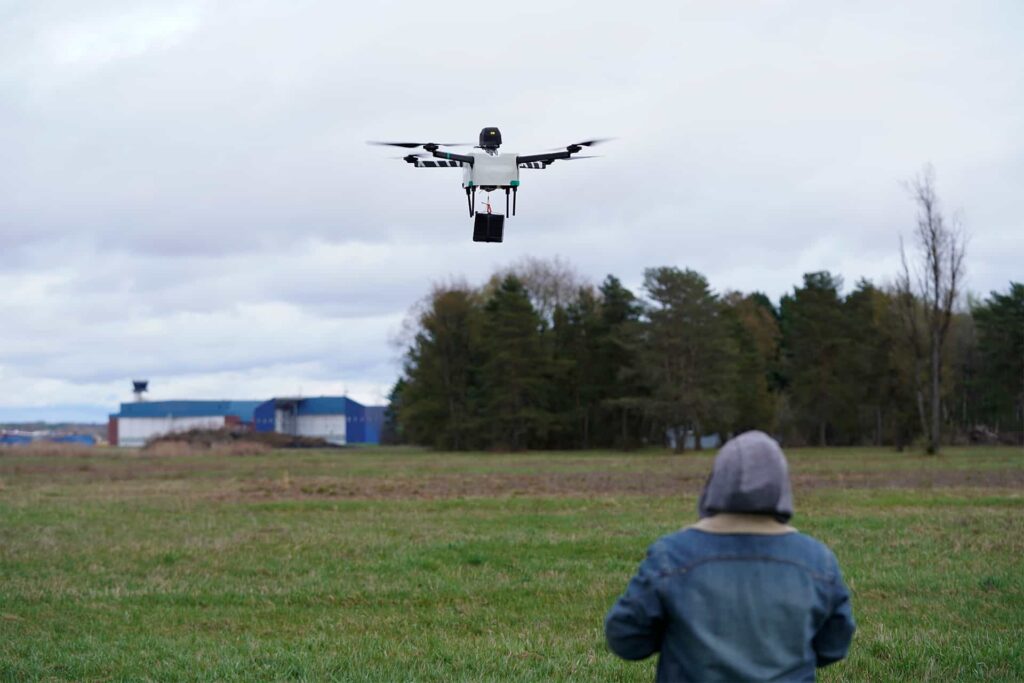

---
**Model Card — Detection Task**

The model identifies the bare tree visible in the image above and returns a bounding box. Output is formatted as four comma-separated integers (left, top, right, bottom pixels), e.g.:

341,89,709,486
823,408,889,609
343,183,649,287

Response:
492,255,590,323
895,165,967,454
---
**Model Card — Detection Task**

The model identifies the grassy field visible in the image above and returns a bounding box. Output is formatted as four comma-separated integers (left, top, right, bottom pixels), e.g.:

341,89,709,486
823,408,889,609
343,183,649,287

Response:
1,446,1022,681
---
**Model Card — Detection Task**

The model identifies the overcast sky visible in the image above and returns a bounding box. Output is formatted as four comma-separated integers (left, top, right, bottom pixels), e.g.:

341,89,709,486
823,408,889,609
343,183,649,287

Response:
1,1,1021,422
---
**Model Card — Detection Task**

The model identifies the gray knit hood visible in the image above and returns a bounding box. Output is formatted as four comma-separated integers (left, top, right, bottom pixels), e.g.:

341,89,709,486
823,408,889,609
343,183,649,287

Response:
697,430,794,522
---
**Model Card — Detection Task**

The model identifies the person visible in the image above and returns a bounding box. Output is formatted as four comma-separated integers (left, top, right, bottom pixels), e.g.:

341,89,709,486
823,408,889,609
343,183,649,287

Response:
605,430,855,682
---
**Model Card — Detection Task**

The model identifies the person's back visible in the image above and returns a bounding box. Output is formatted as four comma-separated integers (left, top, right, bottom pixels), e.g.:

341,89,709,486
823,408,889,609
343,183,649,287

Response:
605,431,855,682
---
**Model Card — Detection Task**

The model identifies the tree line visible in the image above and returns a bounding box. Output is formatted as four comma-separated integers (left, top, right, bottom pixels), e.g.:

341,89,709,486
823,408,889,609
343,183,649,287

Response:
385,259,1020,451
387,171,1021,452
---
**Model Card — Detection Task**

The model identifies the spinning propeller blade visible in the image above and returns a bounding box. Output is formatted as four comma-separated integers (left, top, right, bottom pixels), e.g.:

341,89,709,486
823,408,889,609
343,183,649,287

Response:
543,155,601,166
545,138,614,151
368,141,472,149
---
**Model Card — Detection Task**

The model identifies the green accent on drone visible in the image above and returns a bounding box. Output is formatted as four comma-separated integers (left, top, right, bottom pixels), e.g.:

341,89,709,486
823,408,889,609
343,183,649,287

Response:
510,180,520,187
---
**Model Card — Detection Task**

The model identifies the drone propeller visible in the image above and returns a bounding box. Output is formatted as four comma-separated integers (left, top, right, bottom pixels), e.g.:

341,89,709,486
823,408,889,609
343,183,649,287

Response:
368,141,472,149
545,138,613,152
541,154,601,167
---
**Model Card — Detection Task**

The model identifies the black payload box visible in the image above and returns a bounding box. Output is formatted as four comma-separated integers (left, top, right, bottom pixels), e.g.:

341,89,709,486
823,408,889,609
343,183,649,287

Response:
473,213,504,243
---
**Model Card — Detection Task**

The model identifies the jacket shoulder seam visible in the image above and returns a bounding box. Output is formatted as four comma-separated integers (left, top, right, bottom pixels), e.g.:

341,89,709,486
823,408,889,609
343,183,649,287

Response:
656,555,837,583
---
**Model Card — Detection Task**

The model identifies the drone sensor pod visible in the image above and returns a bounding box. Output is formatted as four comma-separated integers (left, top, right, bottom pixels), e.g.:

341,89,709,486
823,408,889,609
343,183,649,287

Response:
479,127,502,149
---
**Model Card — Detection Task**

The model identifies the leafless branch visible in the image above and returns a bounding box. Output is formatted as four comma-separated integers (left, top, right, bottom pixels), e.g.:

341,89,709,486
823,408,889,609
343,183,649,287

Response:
896,164,968,453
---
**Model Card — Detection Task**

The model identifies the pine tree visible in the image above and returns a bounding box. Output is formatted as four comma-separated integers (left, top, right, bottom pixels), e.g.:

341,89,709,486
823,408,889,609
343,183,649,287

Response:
478,276,550,450
780,272,849,446
842,281,914,445
722,291,779,434
973,283,1024,442
398,286,482,449
595,275,645,448
380,378,406,445
640,267,737,452
550,289,605,448
947,311,981,442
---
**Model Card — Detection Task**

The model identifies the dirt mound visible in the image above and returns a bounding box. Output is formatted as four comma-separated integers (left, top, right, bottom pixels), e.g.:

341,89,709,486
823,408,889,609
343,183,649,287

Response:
143,428,337,454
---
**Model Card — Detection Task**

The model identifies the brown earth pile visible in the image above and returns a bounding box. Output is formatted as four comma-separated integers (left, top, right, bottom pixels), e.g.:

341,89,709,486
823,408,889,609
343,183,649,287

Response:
143,428,337,454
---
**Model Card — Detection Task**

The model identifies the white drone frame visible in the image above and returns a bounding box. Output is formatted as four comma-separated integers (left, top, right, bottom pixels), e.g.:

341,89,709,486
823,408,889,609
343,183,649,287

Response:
371,127,606,217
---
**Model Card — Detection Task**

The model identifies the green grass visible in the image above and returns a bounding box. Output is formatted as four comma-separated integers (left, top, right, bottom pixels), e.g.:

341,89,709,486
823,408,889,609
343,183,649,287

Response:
1,446,1022,681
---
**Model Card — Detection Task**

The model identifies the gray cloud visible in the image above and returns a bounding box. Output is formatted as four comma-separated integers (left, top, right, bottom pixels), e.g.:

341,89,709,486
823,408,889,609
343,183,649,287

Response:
1,0,1022,420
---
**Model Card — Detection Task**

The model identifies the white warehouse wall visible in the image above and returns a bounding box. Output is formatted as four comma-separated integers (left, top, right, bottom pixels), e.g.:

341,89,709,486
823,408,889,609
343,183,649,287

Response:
295,414,346,445
117,416,227,447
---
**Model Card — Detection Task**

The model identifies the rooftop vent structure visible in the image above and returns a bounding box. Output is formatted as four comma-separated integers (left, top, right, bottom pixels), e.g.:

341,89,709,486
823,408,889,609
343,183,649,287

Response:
132,380,149,402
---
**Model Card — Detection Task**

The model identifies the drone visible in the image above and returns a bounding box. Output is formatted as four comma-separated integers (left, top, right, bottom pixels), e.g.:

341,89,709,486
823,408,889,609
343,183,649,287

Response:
369,127,608,242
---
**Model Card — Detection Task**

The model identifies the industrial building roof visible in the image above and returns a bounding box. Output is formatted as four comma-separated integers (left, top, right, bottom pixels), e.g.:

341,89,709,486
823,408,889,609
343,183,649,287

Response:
301,397,348,415
254,396,350,416
113,397,387,426
114,400,262,422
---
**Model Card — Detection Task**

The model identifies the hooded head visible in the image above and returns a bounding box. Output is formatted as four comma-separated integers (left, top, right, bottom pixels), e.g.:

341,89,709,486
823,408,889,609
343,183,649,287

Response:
697,430,794,522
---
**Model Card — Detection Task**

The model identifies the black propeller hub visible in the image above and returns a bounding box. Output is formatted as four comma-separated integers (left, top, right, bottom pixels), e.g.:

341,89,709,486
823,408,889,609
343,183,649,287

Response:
479,127,502,150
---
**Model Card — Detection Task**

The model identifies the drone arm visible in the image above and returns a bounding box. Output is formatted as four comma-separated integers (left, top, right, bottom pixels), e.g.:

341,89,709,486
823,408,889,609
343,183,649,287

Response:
423,144,474,165
516,150,575,165
405,155,465,168
431,150,474,165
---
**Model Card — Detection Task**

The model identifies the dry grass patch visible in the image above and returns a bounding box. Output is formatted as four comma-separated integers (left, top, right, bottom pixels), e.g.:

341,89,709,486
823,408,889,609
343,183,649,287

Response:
143,440,271,457
0,443,95,457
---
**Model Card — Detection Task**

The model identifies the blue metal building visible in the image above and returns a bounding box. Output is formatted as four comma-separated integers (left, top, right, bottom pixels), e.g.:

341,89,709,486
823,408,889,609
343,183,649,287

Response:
48,434,97,446
253,396,383,445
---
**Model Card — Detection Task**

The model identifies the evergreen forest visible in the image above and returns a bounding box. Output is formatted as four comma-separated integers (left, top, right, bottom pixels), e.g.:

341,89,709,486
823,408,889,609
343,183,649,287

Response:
387,258,1023,451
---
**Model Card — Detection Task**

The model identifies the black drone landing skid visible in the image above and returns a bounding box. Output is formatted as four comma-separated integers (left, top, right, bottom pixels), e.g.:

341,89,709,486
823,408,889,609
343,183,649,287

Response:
465,186,517,219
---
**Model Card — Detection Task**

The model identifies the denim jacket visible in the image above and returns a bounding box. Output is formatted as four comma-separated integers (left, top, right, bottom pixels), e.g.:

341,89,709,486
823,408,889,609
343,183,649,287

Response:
605,515,855,682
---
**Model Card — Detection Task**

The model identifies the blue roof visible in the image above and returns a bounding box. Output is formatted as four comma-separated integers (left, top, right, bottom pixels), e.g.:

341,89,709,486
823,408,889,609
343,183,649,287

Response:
225,401,260,422
297,397,347,416
255,397,350,416
49,434,96,445
113,397,381,423
115,400,261,421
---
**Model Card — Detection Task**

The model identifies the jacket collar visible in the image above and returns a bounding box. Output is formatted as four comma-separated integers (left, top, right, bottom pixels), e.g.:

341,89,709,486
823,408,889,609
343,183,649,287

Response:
687,513,797,535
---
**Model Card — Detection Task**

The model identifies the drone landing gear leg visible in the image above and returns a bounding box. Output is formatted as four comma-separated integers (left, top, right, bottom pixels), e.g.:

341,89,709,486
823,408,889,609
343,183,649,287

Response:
505,188,510,217
512,187,517,216
466,187,474,217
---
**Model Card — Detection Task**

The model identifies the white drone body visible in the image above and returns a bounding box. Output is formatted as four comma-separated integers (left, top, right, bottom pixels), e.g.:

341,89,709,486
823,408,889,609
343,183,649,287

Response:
370,127,607,242
462,150,519,191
